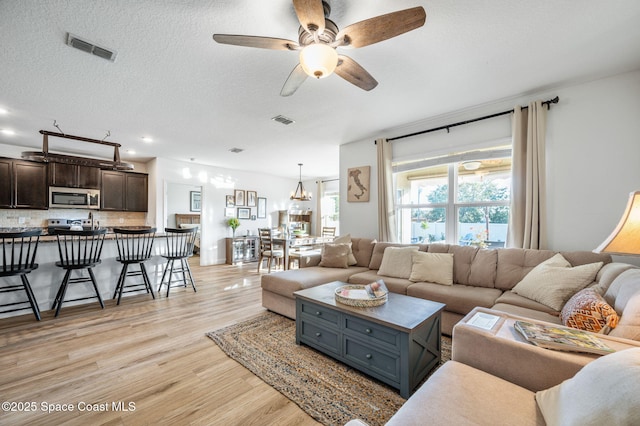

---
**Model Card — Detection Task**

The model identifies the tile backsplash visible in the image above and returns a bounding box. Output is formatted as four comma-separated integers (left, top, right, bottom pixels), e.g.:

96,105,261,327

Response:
0,209,147,228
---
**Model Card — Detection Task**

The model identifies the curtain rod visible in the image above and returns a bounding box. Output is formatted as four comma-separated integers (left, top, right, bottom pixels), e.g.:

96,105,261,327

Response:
316,178,339,183
387,96,559,142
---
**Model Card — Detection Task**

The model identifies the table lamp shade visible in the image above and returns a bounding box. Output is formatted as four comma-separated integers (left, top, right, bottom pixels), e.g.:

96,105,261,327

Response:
594,191,640,255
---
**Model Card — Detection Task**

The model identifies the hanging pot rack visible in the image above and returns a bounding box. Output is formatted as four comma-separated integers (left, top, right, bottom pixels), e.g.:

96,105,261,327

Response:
21,130,134,170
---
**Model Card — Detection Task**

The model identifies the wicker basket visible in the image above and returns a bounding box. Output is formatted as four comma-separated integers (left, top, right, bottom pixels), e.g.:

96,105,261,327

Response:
334,285,387,307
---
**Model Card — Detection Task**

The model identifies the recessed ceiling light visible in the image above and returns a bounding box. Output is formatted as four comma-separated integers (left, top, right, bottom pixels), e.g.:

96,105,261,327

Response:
1,129,15,135
127,149,136,155
0,108,8,115
141,136,153,142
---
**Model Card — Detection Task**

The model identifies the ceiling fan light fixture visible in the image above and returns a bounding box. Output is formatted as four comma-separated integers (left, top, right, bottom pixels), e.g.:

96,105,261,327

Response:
299,43,338,79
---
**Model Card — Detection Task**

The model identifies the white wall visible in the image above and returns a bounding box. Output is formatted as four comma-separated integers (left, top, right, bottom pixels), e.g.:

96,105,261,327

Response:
149,157,311,266
340,69,640,258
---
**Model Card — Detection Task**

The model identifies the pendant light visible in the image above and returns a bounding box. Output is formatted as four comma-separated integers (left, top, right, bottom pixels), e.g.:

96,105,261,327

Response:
290,163,312,201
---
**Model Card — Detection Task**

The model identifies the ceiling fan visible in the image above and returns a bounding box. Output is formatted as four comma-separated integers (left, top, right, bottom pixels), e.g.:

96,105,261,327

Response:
212,0,426,96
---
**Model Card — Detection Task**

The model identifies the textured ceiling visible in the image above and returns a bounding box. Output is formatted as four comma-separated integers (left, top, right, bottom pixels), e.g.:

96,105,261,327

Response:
1,0,640,180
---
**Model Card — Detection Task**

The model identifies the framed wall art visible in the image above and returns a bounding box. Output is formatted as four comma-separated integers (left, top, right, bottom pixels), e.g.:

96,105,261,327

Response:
247,190,257,207
257,197,267,219
234,189,245,206
347,165,371,202
237,207,251,219
226,195,235,207
190,191,201,212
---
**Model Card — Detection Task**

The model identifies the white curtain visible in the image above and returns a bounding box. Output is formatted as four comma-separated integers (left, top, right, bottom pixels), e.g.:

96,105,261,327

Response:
507,100,547,249
315,180,324,236
376,138,398,242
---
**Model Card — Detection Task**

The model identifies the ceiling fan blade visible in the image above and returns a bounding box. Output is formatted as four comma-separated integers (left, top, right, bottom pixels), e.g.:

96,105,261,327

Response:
280,64,308,96
335,7,426,48
293,0,325,35
335,55,378,91
213,34,299,51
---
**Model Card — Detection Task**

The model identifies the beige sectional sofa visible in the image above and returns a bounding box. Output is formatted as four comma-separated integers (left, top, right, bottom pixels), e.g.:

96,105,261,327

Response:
261,237,626,335
262,237,640,425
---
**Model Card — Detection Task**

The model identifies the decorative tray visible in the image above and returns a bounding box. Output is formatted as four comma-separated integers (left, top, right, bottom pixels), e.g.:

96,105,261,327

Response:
334,285,388,307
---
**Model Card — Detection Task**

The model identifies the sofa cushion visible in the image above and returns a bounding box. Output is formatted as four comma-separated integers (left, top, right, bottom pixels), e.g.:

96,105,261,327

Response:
560,288,619,333
603,268,640,314
333,234,357,265
368,242,423,270
535,348,640,426
493,291,560,315
261,266,369,298
407,283,502,315
468,248,499,288
409,252,454,285
491,303,563,325
377,246,419,279
447,245,479,286
350,238,377,268
318,243,350,268
591,262,637,295
386,361,544,426
605,269,640,340
348,270,412,295
511,254,603,311
495,248,556,291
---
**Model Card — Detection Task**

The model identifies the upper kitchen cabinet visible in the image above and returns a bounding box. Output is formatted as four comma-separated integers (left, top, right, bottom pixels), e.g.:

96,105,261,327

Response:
100,170,148,212
0,158,48,209
49,163,100,189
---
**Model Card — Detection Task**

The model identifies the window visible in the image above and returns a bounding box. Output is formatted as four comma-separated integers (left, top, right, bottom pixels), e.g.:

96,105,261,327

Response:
394,151,511,247
320,180,339,235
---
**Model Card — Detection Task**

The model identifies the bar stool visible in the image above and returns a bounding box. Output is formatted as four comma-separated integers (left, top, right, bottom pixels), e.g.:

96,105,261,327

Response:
51,228,106,317
0,229,42,320
158,227,197,297
113,227,157,305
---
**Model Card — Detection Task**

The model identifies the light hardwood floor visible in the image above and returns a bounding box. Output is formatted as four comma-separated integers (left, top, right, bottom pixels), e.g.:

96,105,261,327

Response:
0,259,321,426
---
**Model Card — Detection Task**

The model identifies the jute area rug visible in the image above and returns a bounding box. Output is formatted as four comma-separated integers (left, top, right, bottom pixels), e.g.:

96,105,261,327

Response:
207,311,451,426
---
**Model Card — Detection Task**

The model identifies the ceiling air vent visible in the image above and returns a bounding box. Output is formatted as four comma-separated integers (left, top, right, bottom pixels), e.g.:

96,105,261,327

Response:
66,33,117,62
271,115,295,125
229,148,244,154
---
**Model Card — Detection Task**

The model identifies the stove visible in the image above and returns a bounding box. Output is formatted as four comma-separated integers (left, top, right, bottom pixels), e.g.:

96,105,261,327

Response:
47,218,94,233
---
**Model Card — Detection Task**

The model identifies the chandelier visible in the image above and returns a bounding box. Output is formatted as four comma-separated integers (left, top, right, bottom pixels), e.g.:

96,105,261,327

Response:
290,163,312,201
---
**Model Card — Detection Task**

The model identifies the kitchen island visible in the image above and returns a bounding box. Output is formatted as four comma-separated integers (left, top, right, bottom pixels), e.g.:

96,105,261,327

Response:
1,228,174,319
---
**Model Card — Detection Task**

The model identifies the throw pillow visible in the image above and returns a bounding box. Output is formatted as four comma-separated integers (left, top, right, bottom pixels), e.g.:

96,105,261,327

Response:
377,246,419,279
333,234,357,265
409,252,454,285
512,253,603,311
535,348,640,426
319,243,350,269
560,288,619,334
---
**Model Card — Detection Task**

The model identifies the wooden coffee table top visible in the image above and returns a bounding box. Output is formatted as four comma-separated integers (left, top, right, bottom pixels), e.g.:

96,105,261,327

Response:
294,281,445,332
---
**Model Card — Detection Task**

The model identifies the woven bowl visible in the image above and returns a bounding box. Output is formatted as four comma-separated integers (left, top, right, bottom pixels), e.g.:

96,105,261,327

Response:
334,285,387,307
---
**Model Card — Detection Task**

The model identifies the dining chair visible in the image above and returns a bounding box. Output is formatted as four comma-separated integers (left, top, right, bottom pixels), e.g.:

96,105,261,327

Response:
258,228,284,273
0,229,42,320
158,227,198,296
113,227,157,305
322,227,336,237
51,228,107,317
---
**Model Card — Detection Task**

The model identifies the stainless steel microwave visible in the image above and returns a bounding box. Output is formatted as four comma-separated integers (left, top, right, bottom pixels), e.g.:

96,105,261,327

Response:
49,187,100,209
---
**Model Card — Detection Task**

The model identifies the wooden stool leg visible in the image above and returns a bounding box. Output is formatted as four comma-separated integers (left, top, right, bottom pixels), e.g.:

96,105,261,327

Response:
54,270,72,317
116,264,128,305
21,275,41,321
140,263,155,299
87,268,104,309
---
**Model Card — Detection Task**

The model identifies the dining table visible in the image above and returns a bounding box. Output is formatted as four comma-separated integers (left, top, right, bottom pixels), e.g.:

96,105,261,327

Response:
271,235,334,270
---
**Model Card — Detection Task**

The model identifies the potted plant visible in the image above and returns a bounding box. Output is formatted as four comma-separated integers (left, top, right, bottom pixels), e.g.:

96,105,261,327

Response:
227,217,240,238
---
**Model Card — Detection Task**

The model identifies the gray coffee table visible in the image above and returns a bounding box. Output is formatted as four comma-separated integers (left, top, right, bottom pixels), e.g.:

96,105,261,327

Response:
294,281,445,398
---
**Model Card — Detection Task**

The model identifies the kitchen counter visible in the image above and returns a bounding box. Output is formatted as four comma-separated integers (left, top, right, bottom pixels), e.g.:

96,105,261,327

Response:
0,228,173,319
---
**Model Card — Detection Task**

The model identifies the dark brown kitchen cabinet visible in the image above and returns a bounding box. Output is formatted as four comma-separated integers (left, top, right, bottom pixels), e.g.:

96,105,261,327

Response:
0,158,48,209
100,170,148,212
49,163,100,189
